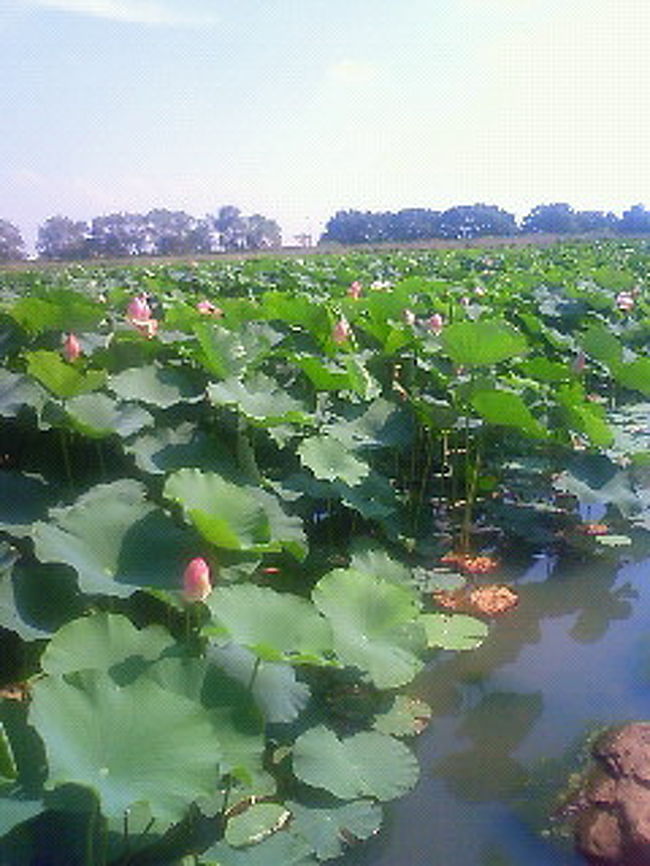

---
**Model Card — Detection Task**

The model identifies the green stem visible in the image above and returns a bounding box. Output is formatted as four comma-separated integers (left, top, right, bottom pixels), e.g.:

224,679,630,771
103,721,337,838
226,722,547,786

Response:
236,414,261,484
247,656,261,692
59,429,73,486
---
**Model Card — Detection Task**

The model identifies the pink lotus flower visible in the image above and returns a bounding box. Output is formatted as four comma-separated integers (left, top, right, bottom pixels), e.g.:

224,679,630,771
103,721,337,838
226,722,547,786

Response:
332,316,351,344
427,313,444,336
126,295,151,321
62,333,81,362
183,557,212,602
616,291,635,311
126,294,158,338
196,300,224,316
347,281,363,299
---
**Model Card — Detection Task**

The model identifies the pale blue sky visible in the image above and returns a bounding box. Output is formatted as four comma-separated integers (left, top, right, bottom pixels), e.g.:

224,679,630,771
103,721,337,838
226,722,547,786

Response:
2,0,650,247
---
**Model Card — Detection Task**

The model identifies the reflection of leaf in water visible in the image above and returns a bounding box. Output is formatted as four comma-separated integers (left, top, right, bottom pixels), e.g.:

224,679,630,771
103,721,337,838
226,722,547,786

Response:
459,692,543,750
434,748,528,802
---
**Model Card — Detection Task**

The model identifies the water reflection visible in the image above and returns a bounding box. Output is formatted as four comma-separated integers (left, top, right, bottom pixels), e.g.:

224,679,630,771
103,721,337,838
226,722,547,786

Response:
344,552,649,866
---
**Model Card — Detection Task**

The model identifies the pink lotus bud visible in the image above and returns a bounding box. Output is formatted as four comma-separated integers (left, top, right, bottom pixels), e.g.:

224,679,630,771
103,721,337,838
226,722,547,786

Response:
616,291,635,311
197,300,224,316
427,313,444,336
62,333,82,362
183,557,212,602
347,281,363,299
460,296,471,307
332,316,351,344
126,295,151,321
403,308,416,326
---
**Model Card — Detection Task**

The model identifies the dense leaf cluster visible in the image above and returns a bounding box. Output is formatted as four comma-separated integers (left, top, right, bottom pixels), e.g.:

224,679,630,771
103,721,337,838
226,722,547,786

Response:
0,240,647,864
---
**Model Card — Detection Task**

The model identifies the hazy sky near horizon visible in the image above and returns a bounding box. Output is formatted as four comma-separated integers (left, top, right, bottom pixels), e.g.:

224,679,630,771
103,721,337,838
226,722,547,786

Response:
2,0,650,246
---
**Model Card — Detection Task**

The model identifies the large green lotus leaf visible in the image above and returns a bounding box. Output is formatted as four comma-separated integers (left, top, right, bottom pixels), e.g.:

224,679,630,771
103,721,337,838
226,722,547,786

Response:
207,642,310,724
65,393,153,439
323,398,413,449
0,797,43,837
0,472,54,536
441,320,528,366
208,375,312,427
205,585,332,664
581,322,623,367
245,486,307,561
192,323,261,379
288,799,382,861
373,695,432,737
29,669,221,821
293,355,353,391
202,832,317,866
553,468,640,516
0,561,85,640
614,358,650,397
32,480,200,597
41,613,174,677
421,613,489,650
25,350,106,398
9,294,103,335
261,291,330,335
471,389,547,438
225,802,290,848
124,421,240,478
518,357,571,383
164,469,269,550
165,469,306,557
0,370,47,418
297,436,369,486
348,538,412,585
556,385,614,447
146,656,266,783
108,363,202,408
292,725,419,801
312,569,424,689
335,471,398,522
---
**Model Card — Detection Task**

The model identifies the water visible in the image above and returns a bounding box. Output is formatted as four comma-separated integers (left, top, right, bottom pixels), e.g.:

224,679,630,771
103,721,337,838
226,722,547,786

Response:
344,551,650,866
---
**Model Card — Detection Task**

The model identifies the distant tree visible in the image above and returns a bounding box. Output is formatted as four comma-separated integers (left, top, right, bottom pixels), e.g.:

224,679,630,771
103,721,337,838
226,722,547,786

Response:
388,208,442,241
521,203,579,234
573,210,619,233
438,204,517,239
145,209,212,256
213,206,247,251
37,216,90,260
320,210,389,245
242,214,281,249
618,204,650,234
0,220,26,261
88,212,148,257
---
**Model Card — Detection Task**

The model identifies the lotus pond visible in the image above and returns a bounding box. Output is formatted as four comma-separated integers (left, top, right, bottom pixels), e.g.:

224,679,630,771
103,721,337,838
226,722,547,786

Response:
0,240,647,865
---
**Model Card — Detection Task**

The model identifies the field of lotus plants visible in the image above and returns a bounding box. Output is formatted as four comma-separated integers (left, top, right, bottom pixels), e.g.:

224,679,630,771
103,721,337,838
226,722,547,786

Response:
0,240,647,865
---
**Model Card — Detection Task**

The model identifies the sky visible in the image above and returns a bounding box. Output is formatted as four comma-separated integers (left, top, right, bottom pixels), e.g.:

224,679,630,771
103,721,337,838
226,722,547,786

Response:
2,0,650,250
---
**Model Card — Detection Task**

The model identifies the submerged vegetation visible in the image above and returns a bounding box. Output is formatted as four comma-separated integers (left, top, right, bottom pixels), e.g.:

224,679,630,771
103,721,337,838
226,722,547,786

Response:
0,239,647,864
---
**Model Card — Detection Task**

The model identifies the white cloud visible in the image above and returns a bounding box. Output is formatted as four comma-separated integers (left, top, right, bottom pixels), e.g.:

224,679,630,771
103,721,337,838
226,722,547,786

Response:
21,0,219,26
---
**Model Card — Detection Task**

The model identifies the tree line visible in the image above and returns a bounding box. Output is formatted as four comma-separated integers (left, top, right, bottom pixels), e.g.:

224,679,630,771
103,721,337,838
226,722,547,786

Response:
0,205,281,261
320,202,650,245
3,201,650,261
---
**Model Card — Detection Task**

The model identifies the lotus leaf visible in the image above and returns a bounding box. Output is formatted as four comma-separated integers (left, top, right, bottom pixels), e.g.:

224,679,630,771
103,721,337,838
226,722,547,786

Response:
292,725,419,801
29,669,221,821
312,569,424,688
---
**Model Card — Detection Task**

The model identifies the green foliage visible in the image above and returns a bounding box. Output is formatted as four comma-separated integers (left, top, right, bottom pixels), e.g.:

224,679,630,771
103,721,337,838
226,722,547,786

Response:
0,240,647,864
